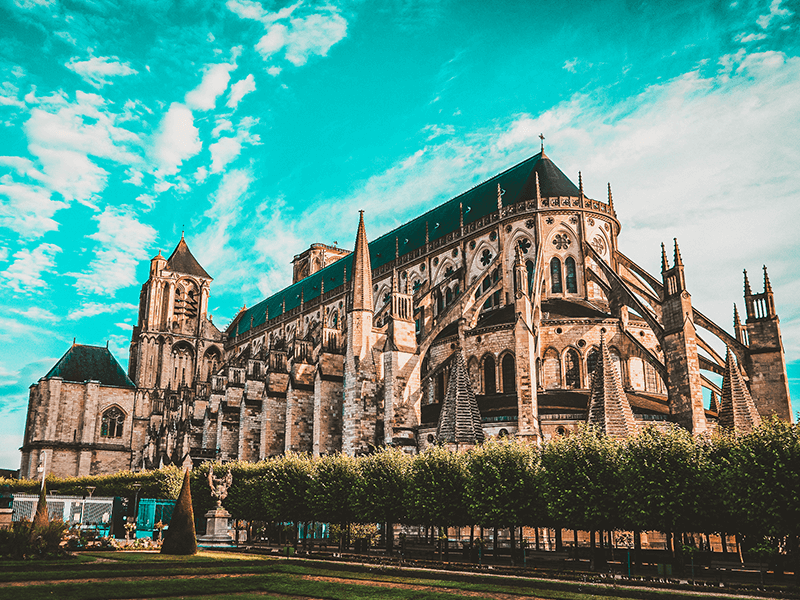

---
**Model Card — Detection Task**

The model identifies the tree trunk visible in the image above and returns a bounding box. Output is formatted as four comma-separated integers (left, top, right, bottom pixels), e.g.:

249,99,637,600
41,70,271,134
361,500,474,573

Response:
573,529,578,551
386,522,393,555
555,528,563,552
634,529,642,570
535,527,540,551
493,527,498,558
721,532,728,554
590,530,597,570
510,525,516,565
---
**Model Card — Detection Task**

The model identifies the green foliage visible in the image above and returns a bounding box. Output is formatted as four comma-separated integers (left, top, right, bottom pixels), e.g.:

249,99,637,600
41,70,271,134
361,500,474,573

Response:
620,425,709,534
0,466,184,500
0,520,67,559
161,469,197,555
723,417,800,539
406,445,469,527
259,453,313,523
541,425,622,531
353,447,411,524
466,438,543,528
308,453,358,525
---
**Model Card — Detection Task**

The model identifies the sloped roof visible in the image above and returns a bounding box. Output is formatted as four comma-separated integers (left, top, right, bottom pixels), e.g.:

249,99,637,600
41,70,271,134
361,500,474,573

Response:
43,344,135,388
166,236,211,279
232,151,580,337
436,350,485,444
586,335,637,437
718,348,761,433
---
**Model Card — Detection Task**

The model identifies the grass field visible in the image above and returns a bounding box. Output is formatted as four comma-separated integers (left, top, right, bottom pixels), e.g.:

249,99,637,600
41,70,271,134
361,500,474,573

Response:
0,550,784,600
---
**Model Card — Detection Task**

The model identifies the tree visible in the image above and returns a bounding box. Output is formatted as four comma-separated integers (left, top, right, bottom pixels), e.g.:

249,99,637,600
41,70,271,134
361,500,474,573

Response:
466,438,543,560
620,425,708,563
308,453,358,549
161,469,197,555
542,426,622,565
354,447,411,552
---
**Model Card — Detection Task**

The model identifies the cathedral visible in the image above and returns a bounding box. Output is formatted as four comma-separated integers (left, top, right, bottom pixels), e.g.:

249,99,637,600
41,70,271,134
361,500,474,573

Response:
19,150,793,478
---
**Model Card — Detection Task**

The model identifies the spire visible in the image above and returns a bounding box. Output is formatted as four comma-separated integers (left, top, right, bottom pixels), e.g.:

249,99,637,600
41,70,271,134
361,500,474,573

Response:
743,269,752,296
586,333,637,438
660,243,669,272
607,182,615,214
673,238,683,267
535,171,541,202
718,348,761,433
539,132,545,153
578,171,584,199
436,350,484,445
350,210,374,312
763,265,772,293
733,303,741,327
496,183,503,210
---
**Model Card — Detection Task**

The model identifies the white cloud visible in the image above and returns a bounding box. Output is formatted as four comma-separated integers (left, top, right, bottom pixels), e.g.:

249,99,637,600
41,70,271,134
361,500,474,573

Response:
227,74,256,108
757,0,791,29
563,58,578,73
209,117,260,173
267,66,282,77
65,56,138,88
71,207,156,295
151,103,201,176
194,166,208,183
256,23,288,58
185,62,237,111
68,301,137,320
226,0,301,24
0,243,61,293
0,178,66,237
10,306,56,321
18,90,143,206
124,168,144,186
212,118,233,137
735,32,767,42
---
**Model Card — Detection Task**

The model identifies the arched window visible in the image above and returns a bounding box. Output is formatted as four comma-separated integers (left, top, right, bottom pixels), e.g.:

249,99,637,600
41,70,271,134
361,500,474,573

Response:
492,268,499,283
565,257,577,293
586,348,600,382
436,290,444,315
101,407,125,438
483,355,496,395
526,260,535,296
445,287,453,306
502,354,516,393
543,349,560,389
550,258,563,293
564,349,580,388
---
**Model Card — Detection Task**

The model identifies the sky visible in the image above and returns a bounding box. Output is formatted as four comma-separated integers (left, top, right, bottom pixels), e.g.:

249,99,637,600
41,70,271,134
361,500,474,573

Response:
1,0,798,470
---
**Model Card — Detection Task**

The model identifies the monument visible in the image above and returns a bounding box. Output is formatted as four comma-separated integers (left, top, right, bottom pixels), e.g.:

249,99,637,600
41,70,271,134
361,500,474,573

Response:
197,467,234,548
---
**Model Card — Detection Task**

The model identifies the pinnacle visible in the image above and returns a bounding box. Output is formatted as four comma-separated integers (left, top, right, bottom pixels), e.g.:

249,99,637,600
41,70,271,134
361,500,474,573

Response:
718,348,761,434
351,211,373,312
436,350,484,445
586,333,637,438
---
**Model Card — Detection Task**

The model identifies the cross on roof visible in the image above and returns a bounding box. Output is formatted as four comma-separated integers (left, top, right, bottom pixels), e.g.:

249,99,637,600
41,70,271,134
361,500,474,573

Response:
539,133,545,152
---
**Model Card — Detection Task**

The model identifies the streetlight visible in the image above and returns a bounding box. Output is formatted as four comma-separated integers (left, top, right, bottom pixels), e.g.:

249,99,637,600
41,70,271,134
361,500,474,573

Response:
36,451,47,490
80,486,97,532
131,483,142,540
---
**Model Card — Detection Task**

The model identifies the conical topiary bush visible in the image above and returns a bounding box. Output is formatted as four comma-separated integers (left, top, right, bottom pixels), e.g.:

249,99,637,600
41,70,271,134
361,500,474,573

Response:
160,469,197,555
31,479,49,529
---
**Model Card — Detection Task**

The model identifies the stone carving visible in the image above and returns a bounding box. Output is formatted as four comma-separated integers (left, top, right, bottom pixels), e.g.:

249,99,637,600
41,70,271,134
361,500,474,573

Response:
208,466,233,508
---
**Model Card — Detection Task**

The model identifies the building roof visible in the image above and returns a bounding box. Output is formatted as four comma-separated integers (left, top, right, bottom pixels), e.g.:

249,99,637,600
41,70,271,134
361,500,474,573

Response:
586,335,637,437
166,236,211,280
232,151,581,337
718,348,761,433
435,350,485,444
43,344,135,388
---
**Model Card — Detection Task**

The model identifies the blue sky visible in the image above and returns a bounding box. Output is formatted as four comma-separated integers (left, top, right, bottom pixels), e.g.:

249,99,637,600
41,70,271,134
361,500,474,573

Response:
1,0,798,470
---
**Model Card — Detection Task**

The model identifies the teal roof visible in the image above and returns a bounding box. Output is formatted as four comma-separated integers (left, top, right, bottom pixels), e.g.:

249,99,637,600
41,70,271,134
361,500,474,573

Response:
232,151,578,337
44,344,135,388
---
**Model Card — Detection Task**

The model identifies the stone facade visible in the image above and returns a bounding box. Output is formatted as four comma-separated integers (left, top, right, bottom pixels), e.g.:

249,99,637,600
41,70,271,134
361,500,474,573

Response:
20,150,794,477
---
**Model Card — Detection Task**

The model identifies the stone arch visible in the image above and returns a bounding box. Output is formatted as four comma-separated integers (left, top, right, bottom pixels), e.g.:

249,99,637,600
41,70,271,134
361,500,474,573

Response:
562,347,581,389
100,404,126,438
500,352,516,394
481,353,497,395
466,238,498,283
467,356,480,394
564,255,578,294
171,340,195,387
202,345,222,382
609,345,625,385
543,347,560,389
432,256,458,285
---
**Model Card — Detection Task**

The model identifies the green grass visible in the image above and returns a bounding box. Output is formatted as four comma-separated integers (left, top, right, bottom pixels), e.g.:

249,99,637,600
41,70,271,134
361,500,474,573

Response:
0,551,775,600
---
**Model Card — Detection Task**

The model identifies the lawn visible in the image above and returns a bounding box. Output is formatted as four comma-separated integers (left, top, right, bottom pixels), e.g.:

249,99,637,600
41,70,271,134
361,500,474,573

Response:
0,550,777,600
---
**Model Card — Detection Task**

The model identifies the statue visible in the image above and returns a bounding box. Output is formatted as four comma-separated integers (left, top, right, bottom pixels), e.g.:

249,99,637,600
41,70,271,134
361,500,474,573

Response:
208,466,233,508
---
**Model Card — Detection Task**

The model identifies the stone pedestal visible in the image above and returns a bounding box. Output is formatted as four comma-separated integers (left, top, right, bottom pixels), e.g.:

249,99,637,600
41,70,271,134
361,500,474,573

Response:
197,506,234,547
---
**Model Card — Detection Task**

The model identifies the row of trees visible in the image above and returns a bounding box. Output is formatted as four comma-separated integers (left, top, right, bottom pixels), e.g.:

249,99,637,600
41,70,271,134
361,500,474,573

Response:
4,420,798,569
188,420,798,568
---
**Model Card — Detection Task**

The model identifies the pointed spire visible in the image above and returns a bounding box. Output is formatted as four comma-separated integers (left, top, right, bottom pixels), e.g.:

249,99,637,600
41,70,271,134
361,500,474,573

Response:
497,183,503,210
350,210,374,312
743,269,752,296
425,221,429,245
436,350,484,444
459,202,464,229
535,171,541,202
763,265,772,293
709,391,719,413
607,182,615,214
586,333,637,438
395,236,399,259
578,171,584,199
718,348,761,433
660,243,669,272
733,303,741,327
673,238,683,267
